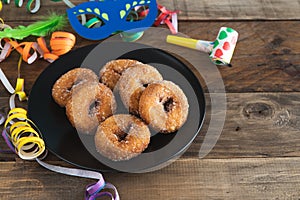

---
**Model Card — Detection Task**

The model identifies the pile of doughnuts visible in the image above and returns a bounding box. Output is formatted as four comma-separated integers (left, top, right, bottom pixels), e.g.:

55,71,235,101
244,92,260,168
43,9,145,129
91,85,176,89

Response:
52,59,189,161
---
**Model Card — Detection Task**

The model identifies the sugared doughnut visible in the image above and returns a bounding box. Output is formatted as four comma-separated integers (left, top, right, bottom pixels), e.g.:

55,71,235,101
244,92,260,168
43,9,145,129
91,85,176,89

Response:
118,64,163,115
66,83,116,134
94,114,151,161
139,80,189,133
99,59,142,90
52,68,98,107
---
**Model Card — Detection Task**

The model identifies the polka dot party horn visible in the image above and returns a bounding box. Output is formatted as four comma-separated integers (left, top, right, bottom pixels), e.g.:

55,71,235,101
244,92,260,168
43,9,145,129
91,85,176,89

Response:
166,27,238,66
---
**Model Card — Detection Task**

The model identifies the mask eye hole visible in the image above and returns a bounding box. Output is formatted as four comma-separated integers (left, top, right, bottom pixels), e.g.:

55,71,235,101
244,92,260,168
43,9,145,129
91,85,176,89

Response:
126,5,149,22
76,14,106,28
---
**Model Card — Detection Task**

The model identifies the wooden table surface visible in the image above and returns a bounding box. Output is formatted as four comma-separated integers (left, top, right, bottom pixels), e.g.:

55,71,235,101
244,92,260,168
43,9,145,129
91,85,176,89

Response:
1,0,300,199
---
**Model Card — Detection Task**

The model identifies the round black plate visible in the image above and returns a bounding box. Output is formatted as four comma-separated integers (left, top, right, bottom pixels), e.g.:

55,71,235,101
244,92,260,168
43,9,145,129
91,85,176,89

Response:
28,42,205,172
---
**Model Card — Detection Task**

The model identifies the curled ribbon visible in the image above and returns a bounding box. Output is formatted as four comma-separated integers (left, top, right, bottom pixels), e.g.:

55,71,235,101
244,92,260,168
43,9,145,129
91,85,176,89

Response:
0,59,45,159
36,159,120,200
0,31,76,64
37,31,76,62
0,46,119,199
154,4,179,34
3,0,41,13
3,108,46,160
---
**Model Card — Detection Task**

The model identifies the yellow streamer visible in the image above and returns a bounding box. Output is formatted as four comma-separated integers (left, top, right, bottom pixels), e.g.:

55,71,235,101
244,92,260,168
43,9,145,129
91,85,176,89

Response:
4,108,45,160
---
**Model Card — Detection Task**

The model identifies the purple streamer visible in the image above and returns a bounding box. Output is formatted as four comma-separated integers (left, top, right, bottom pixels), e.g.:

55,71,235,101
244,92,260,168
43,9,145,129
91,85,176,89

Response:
1,128,16,153
36,158,119,200
88,191,114,200
85,181,119,200
86,179,105,197
0,113,119,199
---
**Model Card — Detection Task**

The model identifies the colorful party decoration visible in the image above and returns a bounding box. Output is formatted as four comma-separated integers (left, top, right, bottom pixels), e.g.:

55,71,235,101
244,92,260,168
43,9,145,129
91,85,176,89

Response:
36,159,120,200
0,13,66,40
3,108,46,160
3,0,41,13
154,4,179,34
166,27,239,66
0,31,76,64
67,0,157,40
0,61,45,160
37,31,76,62
0,65,120,200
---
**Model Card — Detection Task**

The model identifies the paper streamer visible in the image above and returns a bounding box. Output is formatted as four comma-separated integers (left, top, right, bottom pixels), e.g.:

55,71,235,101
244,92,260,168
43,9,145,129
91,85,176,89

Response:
36,159,120,200
3,108,46,160
166,27,239,66
0,61,44,159
0,59,43,158
3,0,40,13
0,60,120,200
0,27,119,198
154,4,179,34
0,113,5,125
0,31,75,64
37,31,76,62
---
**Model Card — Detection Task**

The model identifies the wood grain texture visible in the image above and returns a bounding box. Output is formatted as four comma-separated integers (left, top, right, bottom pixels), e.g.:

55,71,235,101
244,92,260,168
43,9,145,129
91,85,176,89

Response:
179,21,300,92
1,0,300,21
1,92,300,161
0,21,299,95
0,157,300,199
0,0,299,199
158,0,300,20
189,92,300,159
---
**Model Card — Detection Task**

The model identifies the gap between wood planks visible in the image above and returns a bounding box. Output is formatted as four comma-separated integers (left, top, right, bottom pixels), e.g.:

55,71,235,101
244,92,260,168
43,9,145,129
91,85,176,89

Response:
1,0,300,21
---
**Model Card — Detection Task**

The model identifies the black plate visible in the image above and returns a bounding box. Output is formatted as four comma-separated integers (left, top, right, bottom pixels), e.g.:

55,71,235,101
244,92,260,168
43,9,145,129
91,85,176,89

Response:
28,42,205,172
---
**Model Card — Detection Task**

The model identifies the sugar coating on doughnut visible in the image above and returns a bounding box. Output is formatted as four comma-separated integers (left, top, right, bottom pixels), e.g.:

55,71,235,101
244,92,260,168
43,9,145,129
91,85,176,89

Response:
139,80,189,133
94,114,150,161
159,81,189,125
52,68,98,107
66,83,116,134
99,59,142,90
118,64,163,115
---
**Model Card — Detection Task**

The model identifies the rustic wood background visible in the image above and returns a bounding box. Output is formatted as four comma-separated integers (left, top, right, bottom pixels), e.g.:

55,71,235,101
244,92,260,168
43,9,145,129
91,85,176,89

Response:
0,0,300,199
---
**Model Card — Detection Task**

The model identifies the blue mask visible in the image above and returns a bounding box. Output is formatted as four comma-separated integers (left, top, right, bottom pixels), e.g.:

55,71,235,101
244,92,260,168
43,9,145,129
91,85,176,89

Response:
67,0,158,40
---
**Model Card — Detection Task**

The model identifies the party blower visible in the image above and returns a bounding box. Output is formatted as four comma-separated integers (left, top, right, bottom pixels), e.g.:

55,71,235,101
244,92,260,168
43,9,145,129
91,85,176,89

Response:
166,27,238,66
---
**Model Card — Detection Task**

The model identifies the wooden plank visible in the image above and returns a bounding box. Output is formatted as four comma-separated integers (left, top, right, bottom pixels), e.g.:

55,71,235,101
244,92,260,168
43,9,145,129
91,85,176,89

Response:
1,92,300,161
0,21,300,94
164,20,300,92
1,0,300,21
0,157,300,199
158,0,300,20
188,92,300,159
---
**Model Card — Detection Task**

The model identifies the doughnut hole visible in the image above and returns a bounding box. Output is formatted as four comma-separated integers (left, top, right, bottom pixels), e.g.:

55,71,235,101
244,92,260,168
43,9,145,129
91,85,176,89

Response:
88,100,100,116
161,97,175,113
116,131,128,142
